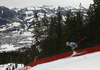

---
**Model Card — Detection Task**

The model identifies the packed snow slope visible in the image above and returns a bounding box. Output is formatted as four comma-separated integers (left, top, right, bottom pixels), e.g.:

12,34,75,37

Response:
29,51,100,70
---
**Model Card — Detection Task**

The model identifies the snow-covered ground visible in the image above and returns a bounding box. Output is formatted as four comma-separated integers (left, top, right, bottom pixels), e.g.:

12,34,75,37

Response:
0,22,34,53
0,63,24,70
29,51,100,70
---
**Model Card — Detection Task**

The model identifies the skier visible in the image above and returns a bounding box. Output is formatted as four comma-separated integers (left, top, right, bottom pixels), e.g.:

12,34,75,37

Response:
66,42,78,56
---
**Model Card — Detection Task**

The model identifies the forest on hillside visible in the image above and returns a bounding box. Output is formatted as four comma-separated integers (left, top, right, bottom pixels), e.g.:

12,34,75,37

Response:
30,0,100,62
0,0,100,66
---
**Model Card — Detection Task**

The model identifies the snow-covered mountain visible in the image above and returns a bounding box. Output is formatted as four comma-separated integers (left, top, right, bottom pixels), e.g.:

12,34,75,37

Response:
0,6,17,25
13,5,87,23
0,5,88,52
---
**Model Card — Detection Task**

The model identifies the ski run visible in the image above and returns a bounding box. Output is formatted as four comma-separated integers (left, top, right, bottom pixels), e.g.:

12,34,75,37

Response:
29,51,100,70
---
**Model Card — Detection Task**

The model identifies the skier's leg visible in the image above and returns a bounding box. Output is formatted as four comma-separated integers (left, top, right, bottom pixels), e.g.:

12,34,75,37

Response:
72,47,75,53
71,48,77,56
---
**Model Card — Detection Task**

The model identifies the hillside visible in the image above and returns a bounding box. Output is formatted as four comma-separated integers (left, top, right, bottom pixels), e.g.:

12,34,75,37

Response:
0,5,88,53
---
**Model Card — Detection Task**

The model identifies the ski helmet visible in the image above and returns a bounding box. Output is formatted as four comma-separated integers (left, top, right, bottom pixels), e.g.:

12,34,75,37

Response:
66,42,69,46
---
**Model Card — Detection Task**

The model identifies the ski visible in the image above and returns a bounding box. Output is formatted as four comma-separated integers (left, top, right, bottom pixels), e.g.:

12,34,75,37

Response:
72,50,86,57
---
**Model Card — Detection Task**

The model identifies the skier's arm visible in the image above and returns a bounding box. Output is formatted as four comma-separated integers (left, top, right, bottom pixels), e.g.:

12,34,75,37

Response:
69,43,73,48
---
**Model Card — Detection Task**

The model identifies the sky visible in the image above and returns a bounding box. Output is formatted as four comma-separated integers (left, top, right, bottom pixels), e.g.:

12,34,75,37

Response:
0,0,93,8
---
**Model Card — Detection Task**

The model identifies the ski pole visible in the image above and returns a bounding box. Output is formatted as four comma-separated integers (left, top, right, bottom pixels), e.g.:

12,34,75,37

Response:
77,36,86,44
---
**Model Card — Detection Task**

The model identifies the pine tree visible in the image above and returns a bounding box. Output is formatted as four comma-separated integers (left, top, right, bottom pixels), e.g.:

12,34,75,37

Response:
75,9,86,48
64,10,75,42
37,6,64,58
85,0,100,46
46,16,58,55
41,13,49,39
93,0,100,44
29,12,40,61
33,12,41,44
55,6,63,54
37,14,55,58
75,10,84,40
64,4,86,49
63,10,73,52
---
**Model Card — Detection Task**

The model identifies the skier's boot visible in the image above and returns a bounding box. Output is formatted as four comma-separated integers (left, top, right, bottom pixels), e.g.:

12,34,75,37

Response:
71,51,78,56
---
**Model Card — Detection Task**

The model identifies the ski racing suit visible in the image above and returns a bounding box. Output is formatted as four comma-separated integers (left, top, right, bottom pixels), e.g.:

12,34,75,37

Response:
69,42,78,54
